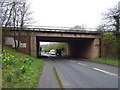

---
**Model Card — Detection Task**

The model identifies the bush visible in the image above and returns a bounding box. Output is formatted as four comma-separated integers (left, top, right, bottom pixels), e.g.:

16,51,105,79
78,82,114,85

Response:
5,75,13,82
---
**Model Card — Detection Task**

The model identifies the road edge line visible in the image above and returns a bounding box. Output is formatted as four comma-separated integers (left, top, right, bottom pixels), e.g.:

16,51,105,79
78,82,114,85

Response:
78,63,87,66
53,66,63,89
93,67,118,77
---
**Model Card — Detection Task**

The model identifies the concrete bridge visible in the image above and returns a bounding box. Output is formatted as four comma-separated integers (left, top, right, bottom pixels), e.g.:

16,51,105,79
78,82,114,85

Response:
3,27,109,58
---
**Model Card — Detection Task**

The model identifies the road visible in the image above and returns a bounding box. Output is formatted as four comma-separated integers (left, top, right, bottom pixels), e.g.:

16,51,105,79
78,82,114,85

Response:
41,52,56,57
52,59,119,88
37,59,59,88
38,53,119,88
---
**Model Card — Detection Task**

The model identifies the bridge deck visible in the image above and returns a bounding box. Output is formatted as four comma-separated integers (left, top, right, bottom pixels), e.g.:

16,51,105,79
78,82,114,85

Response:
2,27,100,35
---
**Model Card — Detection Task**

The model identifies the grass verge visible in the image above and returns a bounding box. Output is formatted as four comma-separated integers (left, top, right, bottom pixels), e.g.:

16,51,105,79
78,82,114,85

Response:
53,67,63,88
91,58,119,67
1,46,44,88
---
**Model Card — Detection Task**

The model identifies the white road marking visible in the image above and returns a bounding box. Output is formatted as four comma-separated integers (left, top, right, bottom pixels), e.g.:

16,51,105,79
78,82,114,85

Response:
69,60,119,78
78,63,87,66
93,67,118,77
70,60,76,62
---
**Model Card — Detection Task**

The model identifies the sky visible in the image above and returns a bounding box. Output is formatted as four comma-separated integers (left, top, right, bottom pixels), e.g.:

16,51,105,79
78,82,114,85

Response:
28,0,119,28
27,0,119,45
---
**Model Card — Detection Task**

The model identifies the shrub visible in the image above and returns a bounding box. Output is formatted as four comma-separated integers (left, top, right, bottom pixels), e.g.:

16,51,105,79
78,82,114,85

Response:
5,75,13,82
16,70,21,78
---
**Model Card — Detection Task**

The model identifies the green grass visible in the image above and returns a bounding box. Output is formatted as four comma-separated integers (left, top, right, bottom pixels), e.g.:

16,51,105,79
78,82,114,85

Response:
1,46,44,88
91,58,119,66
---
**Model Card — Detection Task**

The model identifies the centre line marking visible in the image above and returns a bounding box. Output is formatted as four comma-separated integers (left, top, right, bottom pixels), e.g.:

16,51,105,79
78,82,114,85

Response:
78,63,87,66
70,60,76,62
93,67,118,77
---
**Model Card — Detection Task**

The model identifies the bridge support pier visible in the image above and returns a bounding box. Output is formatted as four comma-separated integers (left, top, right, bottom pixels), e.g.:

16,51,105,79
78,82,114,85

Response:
30,36,37,57
90,38,100,58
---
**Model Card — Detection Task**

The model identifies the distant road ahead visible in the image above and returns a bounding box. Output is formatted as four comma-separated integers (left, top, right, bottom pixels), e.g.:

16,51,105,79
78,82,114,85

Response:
41,52,56,57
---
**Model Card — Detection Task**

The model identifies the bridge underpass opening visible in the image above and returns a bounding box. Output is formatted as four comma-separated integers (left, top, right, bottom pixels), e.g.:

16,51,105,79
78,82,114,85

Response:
36,36,100,58
38,41,68,57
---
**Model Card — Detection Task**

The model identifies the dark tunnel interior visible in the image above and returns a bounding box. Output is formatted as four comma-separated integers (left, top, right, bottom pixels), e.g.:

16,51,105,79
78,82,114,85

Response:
36,36,95,58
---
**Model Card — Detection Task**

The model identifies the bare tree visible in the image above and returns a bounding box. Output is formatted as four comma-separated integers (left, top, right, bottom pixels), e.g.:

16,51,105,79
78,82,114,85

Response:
1,1,33,50
101,4,120,32
97,3,120,59
1,2,14,28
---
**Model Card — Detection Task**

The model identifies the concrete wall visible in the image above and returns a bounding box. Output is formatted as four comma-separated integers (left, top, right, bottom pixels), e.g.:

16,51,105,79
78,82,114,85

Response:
30,36,37,57
4,36,100,58
4,35,37,57
3,30,105,58
4,35,116,59
101,39,117,57
90,38,100,58
67,38,100,58
4,36,31,55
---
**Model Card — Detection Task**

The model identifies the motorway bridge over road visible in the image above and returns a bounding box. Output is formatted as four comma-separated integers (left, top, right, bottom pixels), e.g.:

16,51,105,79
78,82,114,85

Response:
3,27,112,58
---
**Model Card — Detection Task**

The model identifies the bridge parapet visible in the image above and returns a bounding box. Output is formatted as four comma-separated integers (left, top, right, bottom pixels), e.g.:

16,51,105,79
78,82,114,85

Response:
2,27,100,34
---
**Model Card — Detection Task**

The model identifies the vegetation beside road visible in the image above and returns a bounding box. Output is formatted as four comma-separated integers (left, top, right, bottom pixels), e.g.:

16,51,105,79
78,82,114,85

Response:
96,4,120,67
42,43,67,52
42,43,67,55
1,46,44,88
92,31,119,67
91,57,119,66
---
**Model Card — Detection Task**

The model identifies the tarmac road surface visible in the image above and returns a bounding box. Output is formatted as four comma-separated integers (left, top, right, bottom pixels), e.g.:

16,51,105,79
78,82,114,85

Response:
53,59,119,88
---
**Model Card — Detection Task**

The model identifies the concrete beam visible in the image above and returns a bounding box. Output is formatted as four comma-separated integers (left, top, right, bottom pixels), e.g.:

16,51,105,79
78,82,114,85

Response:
30,32,100,39
5,31,100,39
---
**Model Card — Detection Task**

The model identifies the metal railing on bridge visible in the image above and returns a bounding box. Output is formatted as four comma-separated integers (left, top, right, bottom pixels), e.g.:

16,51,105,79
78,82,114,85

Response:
2,26,99,34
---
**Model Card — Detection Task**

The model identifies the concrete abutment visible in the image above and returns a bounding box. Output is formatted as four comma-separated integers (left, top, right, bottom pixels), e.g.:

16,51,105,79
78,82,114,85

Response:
3,30,115,59
67,38,100,58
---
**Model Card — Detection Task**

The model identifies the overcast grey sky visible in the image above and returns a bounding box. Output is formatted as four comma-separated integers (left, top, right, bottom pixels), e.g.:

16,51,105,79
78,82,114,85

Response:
27,0,119,45
28,0,119,29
